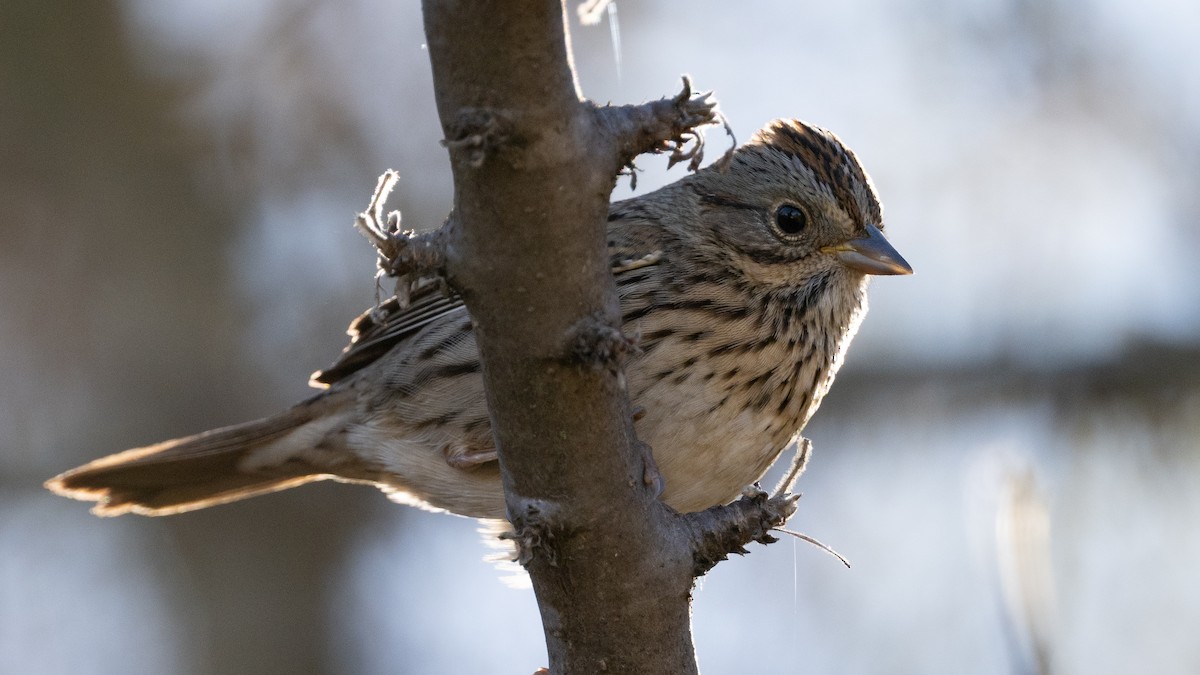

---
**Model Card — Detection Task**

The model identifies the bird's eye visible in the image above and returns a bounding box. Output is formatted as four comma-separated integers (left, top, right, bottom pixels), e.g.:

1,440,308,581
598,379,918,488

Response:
773,204,809,240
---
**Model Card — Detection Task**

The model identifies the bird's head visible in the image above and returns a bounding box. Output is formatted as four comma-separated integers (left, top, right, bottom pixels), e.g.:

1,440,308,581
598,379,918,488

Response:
678,119,912,289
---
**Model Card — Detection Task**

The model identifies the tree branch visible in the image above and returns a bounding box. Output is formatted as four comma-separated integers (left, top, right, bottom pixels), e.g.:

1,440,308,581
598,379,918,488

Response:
687,487,800,577
419,1,805,672
594,76,735,179
423,2,696,672
353,169,448,308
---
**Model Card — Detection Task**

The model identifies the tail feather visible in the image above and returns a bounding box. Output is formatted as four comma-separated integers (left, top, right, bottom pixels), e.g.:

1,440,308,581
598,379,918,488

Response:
46,398,348,516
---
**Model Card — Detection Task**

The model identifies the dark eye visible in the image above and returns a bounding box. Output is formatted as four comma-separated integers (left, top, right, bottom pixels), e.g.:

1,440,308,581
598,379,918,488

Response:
773,204,809,239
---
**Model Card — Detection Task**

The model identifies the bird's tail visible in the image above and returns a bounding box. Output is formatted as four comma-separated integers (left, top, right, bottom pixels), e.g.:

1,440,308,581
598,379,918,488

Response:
45,394,357,516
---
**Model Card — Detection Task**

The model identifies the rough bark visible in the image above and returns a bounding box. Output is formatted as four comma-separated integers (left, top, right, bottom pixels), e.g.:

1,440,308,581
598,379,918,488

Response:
419,2,798,672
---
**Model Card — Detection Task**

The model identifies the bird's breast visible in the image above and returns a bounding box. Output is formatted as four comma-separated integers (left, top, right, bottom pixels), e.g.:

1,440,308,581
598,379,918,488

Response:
625,317,832,512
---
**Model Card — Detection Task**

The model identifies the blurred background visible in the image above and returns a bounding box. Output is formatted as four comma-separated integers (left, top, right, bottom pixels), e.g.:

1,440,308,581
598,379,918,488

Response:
2,0,1198,673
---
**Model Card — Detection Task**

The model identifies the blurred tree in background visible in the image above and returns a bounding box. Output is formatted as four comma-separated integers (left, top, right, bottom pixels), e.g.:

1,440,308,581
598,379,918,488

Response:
1,2,382,672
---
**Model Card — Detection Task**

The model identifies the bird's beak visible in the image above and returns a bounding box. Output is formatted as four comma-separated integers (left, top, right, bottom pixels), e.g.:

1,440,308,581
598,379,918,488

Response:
822,223,913,276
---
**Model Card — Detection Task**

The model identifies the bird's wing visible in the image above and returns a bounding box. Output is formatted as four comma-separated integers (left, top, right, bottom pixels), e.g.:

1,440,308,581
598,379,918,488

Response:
309,279,465,387
310,241,665,388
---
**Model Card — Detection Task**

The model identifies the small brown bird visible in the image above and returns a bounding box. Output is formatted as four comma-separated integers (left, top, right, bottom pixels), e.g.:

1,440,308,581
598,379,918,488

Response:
46,119,911,519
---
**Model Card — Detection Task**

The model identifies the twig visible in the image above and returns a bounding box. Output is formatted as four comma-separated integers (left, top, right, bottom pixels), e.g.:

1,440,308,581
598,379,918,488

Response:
687,485,800,577
773,437,812,499
352,170,447,311
597,76,727,181
576,0,612,25
776,528,851,569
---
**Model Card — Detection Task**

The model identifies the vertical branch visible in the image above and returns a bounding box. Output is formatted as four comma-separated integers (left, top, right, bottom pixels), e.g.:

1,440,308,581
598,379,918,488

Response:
421,1,698,673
